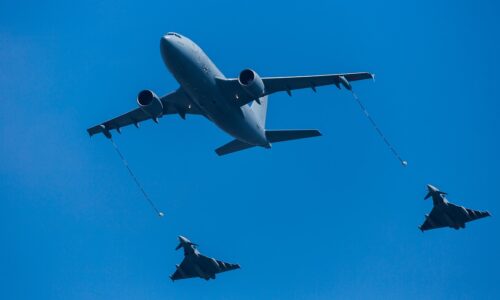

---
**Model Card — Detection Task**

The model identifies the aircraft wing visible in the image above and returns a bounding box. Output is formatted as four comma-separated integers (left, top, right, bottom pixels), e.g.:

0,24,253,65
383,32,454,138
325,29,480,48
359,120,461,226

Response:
447,203,491,222
198,254,240,274
217,72,374,106
419,209,447,231
87,88,202,138
170,258,198,281
464,208,491,221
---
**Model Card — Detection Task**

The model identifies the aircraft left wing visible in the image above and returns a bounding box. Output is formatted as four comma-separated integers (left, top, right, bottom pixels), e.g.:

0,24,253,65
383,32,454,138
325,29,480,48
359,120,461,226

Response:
464,208,491,221
217,72,374,107
261,72,374,94
87,88,201,138
198,254,240,274
447,203,491,222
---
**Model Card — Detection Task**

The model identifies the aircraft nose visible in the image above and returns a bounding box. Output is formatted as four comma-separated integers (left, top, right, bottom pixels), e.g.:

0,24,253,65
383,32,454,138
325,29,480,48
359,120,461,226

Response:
427,184,437,192
160,35,174,52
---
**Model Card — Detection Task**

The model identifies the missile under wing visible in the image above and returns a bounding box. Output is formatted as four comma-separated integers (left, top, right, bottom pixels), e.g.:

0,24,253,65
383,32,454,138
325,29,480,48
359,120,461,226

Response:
419,184,491,232
170,236,240,281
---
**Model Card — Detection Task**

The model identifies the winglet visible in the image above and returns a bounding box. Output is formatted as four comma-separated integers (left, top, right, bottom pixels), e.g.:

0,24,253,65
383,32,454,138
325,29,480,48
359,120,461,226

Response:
87,124,112,139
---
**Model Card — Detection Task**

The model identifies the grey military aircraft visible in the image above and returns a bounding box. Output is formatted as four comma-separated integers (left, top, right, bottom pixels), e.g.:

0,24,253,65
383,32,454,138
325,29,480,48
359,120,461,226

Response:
170,236,240,281
419,184,491,232
87,32,374,155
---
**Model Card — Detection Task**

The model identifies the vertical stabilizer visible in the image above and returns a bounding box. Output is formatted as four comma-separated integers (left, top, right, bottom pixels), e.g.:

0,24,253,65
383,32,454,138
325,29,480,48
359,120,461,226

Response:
251,96,268,127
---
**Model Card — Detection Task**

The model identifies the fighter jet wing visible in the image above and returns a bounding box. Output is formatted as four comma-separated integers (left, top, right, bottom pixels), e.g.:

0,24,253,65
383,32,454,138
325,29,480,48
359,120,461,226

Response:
170,258,198,281
464,208,491,221
419,208,447,231
446,202,491,222
87,88,202,138
197,254,240,274
217,72,374,107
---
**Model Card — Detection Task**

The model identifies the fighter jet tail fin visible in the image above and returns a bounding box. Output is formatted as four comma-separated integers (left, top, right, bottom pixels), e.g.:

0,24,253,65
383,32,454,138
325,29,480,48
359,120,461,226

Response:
265,130,322,143
215,139,255,156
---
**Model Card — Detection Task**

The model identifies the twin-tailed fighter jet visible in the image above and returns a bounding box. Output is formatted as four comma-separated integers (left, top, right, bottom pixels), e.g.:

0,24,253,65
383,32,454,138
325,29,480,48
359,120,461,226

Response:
170,236,240,281
419,184,491,232
87,32,374,155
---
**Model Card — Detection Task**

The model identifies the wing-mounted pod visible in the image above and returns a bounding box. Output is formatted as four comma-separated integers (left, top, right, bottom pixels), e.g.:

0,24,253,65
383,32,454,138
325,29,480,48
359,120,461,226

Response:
238,69,265,103
137,89,163,121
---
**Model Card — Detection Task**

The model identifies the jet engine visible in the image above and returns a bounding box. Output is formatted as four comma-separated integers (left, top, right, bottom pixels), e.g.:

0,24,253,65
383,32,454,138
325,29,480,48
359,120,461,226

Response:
238,68,265,98
137,89,163,119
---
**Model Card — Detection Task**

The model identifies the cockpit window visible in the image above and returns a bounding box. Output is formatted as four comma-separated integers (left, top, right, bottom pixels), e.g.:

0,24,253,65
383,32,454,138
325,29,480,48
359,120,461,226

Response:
166,32,182,38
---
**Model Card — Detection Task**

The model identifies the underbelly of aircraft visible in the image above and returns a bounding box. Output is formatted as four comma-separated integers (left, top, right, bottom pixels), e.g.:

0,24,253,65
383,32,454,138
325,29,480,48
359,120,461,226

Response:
178,67,265,146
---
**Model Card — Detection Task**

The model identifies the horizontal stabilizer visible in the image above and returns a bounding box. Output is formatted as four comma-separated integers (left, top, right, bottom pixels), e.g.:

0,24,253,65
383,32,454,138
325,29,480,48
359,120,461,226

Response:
215,139,255,156
265,130,321,143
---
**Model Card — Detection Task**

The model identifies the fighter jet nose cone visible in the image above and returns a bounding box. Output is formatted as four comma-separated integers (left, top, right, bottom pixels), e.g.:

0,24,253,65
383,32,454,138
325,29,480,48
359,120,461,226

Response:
178,235,190,243
427,184,437,192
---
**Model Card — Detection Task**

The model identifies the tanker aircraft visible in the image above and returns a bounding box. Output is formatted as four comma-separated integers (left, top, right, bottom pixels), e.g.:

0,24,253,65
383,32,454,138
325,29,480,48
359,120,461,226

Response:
87,32,374,155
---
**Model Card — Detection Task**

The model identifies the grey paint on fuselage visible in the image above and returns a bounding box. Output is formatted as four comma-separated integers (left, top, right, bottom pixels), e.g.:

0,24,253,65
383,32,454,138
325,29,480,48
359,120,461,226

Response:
170,236,240,281
419,184,491,231
160,33,268,147
87,32,372,154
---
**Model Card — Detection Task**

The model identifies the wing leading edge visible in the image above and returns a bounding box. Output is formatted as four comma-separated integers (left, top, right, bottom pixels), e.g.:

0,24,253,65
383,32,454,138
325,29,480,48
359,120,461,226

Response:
217,72,374,107
170,255,240,281
87,88,202,138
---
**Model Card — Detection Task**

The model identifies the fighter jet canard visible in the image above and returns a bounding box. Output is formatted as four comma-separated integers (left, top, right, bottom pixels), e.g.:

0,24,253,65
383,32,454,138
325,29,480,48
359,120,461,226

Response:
170,236,240,281
87,32,374,155
419,184,491,232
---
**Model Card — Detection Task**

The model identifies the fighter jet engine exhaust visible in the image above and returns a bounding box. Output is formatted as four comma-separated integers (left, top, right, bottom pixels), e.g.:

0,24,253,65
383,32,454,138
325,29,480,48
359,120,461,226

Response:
137,89,163,120
238,69,265,99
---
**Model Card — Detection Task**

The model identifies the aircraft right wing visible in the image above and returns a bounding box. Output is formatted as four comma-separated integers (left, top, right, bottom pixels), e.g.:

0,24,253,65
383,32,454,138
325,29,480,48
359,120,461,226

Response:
419,209,446,232
87,88,202,138
170,258,198,281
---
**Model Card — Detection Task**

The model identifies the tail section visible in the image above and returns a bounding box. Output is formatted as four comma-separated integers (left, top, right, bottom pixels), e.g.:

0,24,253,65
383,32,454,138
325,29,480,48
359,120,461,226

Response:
215,129,321,156
251,96,268,127
215,139,255,156
265,130,321,143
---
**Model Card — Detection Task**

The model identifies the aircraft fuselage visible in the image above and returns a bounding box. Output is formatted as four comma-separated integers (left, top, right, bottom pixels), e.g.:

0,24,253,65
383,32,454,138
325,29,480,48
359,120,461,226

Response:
160,33,268,147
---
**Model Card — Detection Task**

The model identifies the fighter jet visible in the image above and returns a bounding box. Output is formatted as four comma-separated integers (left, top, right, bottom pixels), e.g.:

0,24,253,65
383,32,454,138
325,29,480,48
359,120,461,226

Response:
87,32,374,155
170,236,240,281
419,184,491,232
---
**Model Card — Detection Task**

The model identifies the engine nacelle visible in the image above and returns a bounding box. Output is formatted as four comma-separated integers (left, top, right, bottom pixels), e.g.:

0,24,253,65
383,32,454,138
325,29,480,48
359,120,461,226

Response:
137,89,163,119
238,68,265,98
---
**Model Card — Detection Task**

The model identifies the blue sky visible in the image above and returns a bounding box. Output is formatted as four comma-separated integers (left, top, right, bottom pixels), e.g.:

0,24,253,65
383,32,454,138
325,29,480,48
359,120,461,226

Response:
1,0,499,299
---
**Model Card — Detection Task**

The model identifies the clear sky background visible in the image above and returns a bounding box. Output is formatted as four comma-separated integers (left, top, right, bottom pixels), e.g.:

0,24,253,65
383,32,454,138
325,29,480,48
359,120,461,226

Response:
1,0,499,299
